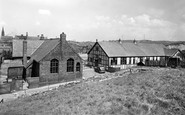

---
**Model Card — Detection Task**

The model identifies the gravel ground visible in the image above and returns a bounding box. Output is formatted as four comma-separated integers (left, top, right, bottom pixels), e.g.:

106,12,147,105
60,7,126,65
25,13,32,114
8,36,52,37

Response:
0,67,185,115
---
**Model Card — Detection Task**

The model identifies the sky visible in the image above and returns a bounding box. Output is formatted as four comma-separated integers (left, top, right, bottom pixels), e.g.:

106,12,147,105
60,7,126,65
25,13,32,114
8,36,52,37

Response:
0,0,185,41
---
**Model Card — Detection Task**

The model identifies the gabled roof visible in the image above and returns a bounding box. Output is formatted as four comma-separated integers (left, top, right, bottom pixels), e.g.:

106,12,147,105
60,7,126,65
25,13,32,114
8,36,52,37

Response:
12,39,44,57
164,48,179,56
30,39,59,62
93,41,178,57
26,38,83,68
26,39,59,68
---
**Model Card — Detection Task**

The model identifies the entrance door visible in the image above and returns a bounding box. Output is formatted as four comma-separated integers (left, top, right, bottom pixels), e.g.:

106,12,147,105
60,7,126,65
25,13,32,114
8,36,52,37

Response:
95,59,99,66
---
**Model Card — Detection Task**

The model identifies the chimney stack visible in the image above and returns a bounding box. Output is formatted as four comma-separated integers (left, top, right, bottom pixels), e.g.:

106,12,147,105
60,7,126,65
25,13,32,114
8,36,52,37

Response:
26,32,28,38
40,34,44,40
23,33,27,67
60,32,66,42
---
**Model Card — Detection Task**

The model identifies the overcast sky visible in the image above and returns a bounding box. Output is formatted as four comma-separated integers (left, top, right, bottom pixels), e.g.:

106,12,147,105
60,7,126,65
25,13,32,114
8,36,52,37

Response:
1,0,185,41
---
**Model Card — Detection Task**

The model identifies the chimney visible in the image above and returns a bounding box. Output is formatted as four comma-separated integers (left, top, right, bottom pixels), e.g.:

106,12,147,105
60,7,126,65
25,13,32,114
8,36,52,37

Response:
60,32,66,43
40,34,44,40
23,34,27,67
96,39,98,42
26,32,28,37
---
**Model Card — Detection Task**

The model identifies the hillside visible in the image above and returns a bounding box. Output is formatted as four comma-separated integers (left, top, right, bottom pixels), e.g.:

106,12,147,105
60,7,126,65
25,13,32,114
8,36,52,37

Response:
0,67,185,115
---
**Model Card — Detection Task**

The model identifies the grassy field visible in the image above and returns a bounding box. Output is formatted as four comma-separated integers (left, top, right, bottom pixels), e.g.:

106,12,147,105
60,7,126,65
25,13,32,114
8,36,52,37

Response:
0,67,185,115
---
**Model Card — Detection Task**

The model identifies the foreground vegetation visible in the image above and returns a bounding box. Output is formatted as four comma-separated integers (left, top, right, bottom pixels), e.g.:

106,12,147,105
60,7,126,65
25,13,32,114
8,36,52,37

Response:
0,67,185,115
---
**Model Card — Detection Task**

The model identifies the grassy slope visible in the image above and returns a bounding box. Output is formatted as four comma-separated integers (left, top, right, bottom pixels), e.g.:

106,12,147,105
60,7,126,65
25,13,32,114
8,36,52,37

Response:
0,68,185,115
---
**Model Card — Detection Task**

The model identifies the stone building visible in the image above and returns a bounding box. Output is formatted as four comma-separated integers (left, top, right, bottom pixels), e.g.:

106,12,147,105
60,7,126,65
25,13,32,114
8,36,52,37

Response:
26,32,82,87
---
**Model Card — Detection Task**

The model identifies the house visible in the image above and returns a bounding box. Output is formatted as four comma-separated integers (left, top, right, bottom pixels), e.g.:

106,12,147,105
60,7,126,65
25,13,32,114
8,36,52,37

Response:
26,32,83,87
0,27,13,59
87,40,183,70
14,33,46,40
12,39,44,59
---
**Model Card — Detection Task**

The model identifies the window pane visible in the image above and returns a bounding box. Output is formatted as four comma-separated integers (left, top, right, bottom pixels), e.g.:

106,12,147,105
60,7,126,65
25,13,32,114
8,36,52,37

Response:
50,59,59,73
67,58,74,72
76,62,80,71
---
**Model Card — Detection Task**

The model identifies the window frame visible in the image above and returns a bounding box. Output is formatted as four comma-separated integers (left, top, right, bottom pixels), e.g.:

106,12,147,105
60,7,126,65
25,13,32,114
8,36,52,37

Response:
67,58,74,72
76,62,80,72
121,57,127,64
50,59,59,73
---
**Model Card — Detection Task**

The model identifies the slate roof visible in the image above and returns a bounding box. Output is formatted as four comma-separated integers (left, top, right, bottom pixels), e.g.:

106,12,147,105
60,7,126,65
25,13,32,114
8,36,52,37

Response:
12,39,44,57
164,48,179,56
0,36,13,41
30,39,59,62
26,39,60,68
97,41,178,57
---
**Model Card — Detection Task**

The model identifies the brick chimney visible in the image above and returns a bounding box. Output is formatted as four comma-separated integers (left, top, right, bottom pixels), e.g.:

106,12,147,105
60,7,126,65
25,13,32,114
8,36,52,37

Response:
23,33,27,67
60,32,66,42
59,32,66,59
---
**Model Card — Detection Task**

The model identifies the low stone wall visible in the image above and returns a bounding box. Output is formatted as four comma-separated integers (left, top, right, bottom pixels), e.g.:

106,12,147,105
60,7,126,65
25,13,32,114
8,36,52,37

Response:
0,83,11,94
27,77,39,88
107,67,120,73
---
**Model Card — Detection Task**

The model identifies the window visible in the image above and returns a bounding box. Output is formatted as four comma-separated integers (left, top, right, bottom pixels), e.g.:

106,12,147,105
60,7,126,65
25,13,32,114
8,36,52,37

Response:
140,57,143,62
50,59,59,73
111,58,117,65
67,58,74,72
121,57,127,64
129,57,132,64
76,62,80,72
133,57,135,64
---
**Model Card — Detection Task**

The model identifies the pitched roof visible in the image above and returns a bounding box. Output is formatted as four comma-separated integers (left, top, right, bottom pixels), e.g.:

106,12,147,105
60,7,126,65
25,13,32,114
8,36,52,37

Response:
12,39,44,57
164,48,179,56
26,39,59,67
30,39,59,62
98,41,177,57
0,36,13,41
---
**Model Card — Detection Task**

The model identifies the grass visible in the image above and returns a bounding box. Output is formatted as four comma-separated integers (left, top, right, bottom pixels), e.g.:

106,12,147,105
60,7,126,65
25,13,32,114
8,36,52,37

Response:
0,67,185,115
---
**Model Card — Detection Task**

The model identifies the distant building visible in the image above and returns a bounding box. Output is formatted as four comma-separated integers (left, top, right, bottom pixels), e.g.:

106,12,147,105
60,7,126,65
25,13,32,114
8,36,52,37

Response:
12,39,44,59
0,27,13,59
88,40,183,70
1,27,5,36
14,33,46,40
26,32,82,87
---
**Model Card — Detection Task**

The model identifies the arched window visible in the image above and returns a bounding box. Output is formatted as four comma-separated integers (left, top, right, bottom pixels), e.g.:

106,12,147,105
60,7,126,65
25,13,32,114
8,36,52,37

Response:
76,62,80,72
50,59,59,73
67,58,74,72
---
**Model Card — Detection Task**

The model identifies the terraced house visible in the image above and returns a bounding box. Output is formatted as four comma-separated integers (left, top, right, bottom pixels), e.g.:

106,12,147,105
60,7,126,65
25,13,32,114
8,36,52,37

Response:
88,40,183,70
26,32,82,87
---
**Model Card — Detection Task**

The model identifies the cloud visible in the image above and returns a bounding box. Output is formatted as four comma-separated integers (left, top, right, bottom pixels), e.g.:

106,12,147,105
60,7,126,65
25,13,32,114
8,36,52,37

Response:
95,15,110,21
38,9,51,15
35,21,41,26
